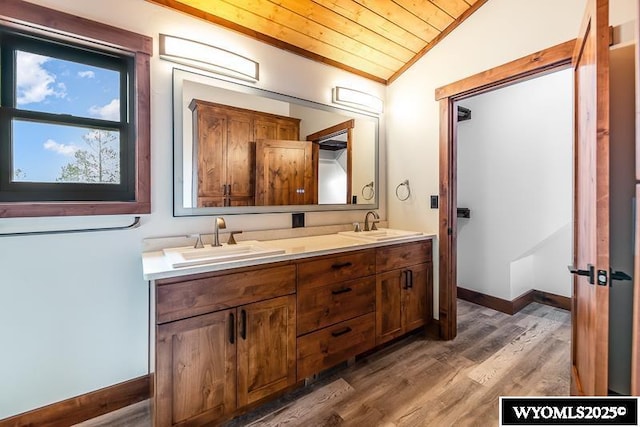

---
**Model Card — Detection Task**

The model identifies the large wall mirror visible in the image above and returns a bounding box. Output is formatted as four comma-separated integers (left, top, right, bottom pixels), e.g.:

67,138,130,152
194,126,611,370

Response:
172,68,379,216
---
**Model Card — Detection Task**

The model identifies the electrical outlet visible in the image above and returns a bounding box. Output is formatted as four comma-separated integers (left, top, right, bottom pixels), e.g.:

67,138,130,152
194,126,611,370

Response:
292,212,305,228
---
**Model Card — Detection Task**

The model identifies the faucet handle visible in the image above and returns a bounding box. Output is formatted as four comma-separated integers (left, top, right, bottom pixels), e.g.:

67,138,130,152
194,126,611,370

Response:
371,221,379,231
227,230,243,245
353,222,361,232
190,233,204,249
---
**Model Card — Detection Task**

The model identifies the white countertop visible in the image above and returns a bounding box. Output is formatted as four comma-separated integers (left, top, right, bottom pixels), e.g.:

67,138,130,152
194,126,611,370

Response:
142,230,435,281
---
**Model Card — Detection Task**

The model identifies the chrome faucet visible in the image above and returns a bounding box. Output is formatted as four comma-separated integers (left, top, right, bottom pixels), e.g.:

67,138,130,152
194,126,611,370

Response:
213,216,226,247
364,211,380,231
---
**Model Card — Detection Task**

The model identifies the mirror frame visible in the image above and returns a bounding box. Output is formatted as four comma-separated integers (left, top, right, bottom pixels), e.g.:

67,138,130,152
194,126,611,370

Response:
172,68,379,216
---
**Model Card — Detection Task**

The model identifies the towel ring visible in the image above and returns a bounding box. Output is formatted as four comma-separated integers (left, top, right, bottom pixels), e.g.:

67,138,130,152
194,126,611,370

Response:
361,181,375,201
395,179,411,201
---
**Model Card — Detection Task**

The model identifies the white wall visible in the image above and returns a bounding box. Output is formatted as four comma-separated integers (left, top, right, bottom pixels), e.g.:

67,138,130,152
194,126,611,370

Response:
386,0,637,311
456,69,573,300
0,0,385,419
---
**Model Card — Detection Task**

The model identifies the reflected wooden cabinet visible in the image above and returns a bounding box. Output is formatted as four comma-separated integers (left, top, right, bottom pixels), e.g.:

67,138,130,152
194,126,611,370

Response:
375,241,433,345
255,139,316,206
189,100,300,208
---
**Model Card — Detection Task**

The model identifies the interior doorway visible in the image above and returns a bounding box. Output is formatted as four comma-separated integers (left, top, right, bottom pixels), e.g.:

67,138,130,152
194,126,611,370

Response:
455,68,573,307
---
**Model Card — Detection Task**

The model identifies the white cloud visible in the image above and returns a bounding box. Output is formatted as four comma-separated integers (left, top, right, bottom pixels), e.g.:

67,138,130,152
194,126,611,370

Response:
78,70,95,79
89,99,120,121
43,139,78,156
16,52,66,105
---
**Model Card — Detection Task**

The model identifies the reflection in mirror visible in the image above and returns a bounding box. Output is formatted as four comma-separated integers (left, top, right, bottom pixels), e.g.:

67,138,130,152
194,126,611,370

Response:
172,68,379,216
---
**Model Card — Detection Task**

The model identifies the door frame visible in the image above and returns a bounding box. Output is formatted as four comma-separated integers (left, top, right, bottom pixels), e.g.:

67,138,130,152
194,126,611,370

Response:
434,40,576,340
306,119,355,204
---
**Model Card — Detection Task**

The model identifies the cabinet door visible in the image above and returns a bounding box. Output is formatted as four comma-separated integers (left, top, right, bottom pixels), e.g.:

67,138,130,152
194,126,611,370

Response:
403,263,432,332
237,295,296,407
376,270,404,345
155,310,236,426
193,105,227,204
254,117,300,140
226,112,254,203
255,139,313,205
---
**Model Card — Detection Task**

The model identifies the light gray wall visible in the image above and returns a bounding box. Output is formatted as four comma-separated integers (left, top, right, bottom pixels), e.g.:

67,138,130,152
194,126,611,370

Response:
456,69,573,300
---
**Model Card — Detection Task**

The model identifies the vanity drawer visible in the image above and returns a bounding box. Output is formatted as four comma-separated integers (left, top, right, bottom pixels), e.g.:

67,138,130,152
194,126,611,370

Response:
297,276,375,336
297,250,375,288
376,240,432,273
156,265,296,323
297,312,375,380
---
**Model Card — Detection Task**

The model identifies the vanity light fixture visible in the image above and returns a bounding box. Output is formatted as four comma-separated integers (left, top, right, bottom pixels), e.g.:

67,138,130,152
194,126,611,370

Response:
332,86,383,114
159,34,259,82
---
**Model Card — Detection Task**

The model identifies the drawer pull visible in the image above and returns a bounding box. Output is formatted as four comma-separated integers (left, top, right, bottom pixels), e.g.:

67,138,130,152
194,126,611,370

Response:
331,287,353,295
331,327,352,337
331,261,353,269
241,309,247,340
229,313,235,344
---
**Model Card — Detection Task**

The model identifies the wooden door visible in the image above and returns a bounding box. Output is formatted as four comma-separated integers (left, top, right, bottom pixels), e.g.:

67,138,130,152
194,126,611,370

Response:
403,263,432,332
254,139,314,205
192,104,227,207
155,310,236,426
570,0,610,396
237,295,296,407
376,270,403,345
226,112,254,205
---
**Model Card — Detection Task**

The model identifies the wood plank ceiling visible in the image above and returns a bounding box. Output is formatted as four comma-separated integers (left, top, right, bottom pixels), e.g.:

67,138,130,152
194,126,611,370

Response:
147,0,488,84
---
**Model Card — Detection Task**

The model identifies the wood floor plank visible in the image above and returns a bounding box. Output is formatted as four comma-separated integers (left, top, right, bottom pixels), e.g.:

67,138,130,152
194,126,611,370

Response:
80,300,570,427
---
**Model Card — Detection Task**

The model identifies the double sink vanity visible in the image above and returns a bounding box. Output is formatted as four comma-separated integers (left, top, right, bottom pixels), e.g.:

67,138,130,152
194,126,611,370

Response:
142,224,434,426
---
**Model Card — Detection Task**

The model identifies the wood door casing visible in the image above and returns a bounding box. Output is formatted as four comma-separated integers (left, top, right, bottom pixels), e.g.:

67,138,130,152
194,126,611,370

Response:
571,0,610,396
155,310,236,426
236,295,297,407
255,139,314,205
435,42,576,343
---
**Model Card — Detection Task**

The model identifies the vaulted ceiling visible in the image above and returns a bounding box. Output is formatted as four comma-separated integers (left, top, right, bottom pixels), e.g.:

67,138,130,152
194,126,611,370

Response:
147,0,488,84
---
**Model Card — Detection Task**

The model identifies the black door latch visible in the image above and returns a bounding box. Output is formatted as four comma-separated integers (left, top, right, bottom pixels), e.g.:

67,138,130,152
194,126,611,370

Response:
568,264,595,285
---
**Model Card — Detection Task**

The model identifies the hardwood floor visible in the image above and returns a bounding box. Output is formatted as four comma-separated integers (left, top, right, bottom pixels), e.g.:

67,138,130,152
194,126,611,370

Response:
76,300,570,426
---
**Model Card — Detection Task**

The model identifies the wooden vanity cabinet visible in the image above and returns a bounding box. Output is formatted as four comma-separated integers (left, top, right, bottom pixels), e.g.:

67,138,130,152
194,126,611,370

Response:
296,250,376,380
375,240,433,345
154,264,296,426
189,99,300,208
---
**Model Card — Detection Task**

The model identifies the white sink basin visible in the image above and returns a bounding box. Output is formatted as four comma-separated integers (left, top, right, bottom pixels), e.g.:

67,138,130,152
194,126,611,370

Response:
163,241,285,268
338,228,423,242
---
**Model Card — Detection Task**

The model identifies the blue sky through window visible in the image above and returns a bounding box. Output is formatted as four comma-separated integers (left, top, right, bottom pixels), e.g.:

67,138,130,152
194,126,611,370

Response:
12,51,121,183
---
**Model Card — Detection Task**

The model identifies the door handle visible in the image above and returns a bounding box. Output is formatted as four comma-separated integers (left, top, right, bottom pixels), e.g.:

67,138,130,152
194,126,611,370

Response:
568,264,595,285
240,309,247,340
408,270,413,289
611,270,632,281
229,312,235,344
402,270,409,289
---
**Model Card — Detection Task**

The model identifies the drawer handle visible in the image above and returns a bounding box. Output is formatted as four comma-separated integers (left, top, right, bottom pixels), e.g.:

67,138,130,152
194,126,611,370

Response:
331,261,353,269
331,327,352,337
229,312,235,344
331,287,353,295
241,309,247,340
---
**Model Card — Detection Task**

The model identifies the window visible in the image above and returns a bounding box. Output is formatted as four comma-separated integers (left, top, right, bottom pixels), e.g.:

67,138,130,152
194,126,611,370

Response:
0,0,150,217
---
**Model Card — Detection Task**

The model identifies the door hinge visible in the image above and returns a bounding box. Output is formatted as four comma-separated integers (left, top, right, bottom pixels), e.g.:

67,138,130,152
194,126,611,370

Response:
447,227,453,236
